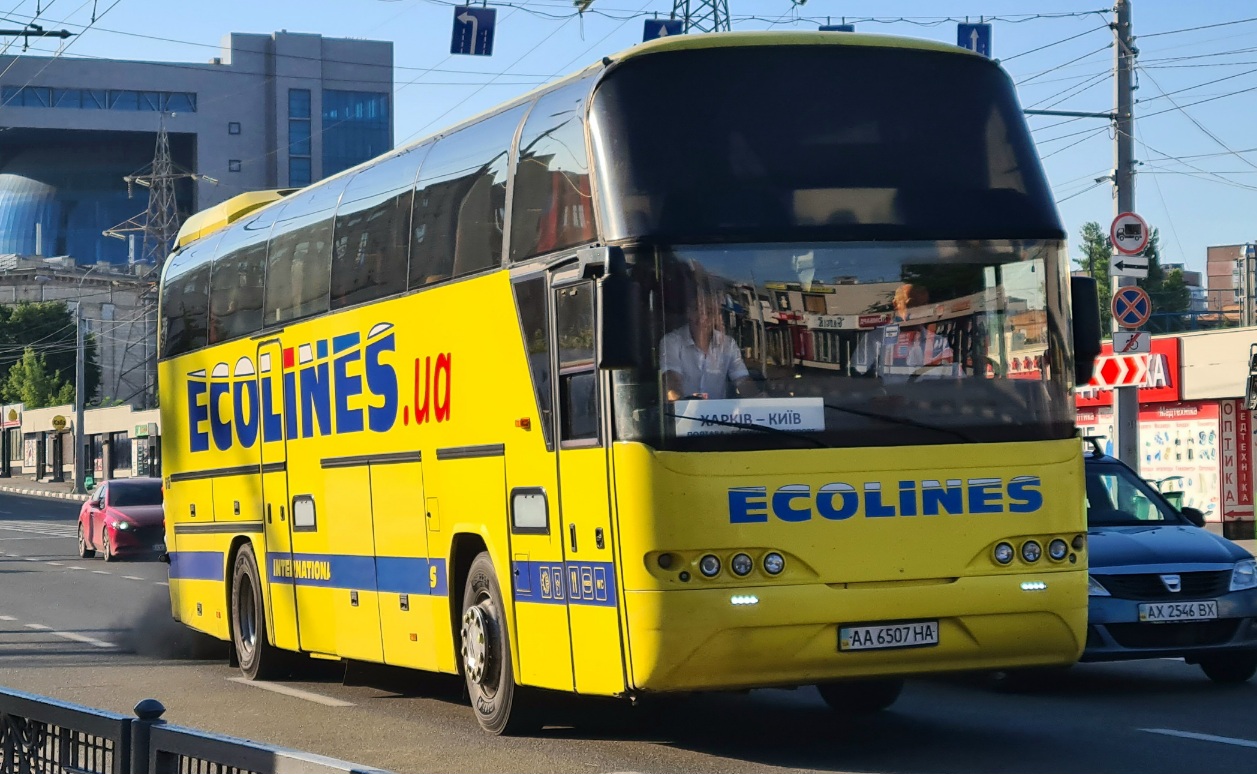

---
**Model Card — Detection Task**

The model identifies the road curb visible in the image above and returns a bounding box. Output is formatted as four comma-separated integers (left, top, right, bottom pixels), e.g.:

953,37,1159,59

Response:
0,484,89,502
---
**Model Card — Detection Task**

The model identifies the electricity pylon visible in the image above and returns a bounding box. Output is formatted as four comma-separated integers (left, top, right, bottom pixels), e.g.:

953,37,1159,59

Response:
672,0,731,33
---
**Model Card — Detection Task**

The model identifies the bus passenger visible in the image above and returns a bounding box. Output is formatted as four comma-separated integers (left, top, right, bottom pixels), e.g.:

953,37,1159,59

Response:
662,283,754,401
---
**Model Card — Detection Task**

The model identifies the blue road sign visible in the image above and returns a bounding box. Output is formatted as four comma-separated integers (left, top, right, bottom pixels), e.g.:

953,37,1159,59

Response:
820,24,855,32
957,23,992,58
1112,286,1152,329
450,6,496,56
643,18,683,42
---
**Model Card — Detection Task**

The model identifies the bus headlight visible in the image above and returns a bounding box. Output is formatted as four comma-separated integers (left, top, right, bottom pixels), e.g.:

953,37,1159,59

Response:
1021,541,1042,563
1047,539,1069,561
730,553,753,577
699,554,721,578
993,542,1014,564
762,552,785,575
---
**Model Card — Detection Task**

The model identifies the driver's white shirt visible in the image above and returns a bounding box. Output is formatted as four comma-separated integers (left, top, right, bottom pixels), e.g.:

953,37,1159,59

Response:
660,326,749,399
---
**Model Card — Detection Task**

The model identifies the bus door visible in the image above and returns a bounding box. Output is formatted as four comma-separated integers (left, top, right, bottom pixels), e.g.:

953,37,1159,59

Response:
505,272,574,692
256,340,299,651
552,278,626,695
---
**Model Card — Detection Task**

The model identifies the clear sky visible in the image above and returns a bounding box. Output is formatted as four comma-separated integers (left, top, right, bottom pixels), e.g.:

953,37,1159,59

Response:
6,0,1256,278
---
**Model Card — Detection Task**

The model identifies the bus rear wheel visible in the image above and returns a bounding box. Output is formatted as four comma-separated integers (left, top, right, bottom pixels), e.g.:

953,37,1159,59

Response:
460,552,536,735
231,543,285,680
816,678,904,714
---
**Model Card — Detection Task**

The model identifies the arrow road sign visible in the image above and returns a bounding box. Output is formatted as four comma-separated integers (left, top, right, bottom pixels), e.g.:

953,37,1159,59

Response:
450,6,496,56
957,23,992,58
1113,330,1150,354
643,18,683,41
1112,286,1152,329
1112,256,1149,279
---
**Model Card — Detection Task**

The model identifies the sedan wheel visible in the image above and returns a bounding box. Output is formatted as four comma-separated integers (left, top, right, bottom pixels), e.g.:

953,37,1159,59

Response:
77,524,95,559
1199,653,1257,684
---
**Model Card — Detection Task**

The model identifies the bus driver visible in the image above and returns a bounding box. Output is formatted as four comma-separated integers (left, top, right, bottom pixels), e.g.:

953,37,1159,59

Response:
662,282,755,401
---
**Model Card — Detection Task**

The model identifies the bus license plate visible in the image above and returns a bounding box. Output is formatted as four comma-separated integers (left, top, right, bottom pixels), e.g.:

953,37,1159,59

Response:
840,621,939,651
1139,600,1218,623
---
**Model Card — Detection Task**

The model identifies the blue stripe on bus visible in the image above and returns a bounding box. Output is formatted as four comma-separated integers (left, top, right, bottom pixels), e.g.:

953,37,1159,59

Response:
512,560,617,608
168,551,225,581
267,553,449,596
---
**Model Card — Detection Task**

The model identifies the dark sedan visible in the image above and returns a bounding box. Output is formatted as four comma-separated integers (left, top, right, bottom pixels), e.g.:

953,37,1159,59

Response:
77,478,165,562
1084,447,1257,683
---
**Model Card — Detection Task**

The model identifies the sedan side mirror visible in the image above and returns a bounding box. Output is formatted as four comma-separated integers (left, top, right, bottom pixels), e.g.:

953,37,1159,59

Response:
1180,507,1206,528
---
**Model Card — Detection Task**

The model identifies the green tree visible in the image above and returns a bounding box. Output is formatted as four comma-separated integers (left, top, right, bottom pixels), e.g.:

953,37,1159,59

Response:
1138,229,1191,327
1075,221,1113,333
3,347,75,408
0,302,100,405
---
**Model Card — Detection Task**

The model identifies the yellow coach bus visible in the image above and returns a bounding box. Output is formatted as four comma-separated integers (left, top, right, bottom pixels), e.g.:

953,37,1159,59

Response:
159,32,1102,734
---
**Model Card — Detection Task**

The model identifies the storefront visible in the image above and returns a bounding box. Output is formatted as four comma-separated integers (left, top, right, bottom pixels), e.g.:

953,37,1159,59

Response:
1076,330,1256,537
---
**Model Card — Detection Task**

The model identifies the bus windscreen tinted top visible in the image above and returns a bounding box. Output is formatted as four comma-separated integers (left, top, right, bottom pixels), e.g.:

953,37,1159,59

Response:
590,45,1062,243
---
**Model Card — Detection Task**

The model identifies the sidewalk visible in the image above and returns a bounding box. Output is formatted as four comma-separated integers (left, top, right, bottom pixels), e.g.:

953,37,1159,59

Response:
0,477,90,502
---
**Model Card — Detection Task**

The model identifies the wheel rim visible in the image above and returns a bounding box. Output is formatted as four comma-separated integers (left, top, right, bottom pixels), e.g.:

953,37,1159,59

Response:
237,573,257,656
461,603,492,686
77,526,85,554
102,534,109,558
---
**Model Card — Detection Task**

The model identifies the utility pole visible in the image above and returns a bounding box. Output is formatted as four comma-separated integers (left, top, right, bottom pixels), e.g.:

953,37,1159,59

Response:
1112,0,1139,470
73,303,86,495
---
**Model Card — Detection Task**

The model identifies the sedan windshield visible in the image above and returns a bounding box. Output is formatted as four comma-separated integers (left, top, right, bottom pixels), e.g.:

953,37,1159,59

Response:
1086,463,1182,527
110,483,163,507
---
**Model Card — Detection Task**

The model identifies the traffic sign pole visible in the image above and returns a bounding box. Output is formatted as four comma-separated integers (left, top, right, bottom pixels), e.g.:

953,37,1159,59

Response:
1112,0,1139,472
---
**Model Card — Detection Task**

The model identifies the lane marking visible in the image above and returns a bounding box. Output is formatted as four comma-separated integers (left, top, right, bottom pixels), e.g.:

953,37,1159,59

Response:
23,623,49,630
45,562,63,567
92,570,110,575
155,582,169,587
21,557,37,562
123,576,144,581
0,615,14,621
69,566,86,571
51,630,115,649
226,678,355,707
1141,728,1257,750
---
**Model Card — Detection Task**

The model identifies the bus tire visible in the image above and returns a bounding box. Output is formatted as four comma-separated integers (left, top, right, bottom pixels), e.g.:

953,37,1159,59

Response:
816,678,904,714
231,543,285,680
460,552,537,735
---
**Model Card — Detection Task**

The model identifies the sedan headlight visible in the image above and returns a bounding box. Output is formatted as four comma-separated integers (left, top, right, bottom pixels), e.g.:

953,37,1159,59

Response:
1088,575,1110,597
1230,559,1257,591
112,520,132,531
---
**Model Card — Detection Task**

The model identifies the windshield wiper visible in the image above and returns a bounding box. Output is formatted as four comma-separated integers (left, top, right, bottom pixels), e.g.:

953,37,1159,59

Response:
823,403,976,443
664,411,830,448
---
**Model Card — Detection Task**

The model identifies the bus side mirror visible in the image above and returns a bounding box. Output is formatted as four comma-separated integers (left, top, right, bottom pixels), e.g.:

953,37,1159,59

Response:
1070,275,1102,386
596,247,643,370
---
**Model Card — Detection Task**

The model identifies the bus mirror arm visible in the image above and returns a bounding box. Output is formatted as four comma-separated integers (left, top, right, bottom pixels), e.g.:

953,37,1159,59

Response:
595,247,643,370
1070,275,1102,386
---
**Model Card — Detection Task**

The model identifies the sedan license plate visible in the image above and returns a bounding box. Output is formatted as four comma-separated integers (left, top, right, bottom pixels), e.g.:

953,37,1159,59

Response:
152,543,166,552
1139,600,1218,623
839,621,939,651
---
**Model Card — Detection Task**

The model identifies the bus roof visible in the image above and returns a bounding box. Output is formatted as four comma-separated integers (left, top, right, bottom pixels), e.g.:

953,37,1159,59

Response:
615,30,975,61
174,189,294,250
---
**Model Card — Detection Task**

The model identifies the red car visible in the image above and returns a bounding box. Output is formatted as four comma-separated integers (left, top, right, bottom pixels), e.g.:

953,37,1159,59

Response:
77,478,165,561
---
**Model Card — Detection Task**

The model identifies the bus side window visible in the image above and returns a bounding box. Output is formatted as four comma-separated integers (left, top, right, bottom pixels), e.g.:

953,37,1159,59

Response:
409,105,526,289
209,206,277,343
512,276,554,450
331,145,427,309
511,79,596,262
265,179,347,324
555,281,599,445
161,233,219,358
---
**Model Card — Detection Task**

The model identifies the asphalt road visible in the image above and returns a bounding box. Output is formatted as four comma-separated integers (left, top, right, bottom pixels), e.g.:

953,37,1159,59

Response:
1,490,1256,774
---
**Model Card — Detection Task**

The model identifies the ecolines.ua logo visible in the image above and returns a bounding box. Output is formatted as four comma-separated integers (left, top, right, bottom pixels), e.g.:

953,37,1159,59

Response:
185,322,452,452
728,476,1043,523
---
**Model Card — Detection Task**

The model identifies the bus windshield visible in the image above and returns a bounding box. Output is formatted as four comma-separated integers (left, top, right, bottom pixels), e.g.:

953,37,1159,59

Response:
612,240,1075,451
591,44,1061,243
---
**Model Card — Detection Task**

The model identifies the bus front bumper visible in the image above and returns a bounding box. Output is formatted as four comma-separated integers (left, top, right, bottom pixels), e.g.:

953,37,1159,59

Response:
623,571,1086,692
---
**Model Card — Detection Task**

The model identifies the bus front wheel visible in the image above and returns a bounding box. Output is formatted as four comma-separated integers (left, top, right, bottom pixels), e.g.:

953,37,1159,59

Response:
460,552,536,735
231,543,285,680
816,678,904,714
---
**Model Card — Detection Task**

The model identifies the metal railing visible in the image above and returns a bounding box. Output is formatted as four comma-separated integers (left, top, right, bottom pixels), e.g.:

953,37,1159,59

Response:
0,688,390,774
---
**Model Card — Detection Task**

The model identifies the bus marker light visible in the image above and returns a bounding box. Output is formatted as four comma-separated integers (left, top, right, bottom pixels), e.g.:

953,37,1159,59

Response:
1020,581,1047,591
515,417,531,430
731,595,759,606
